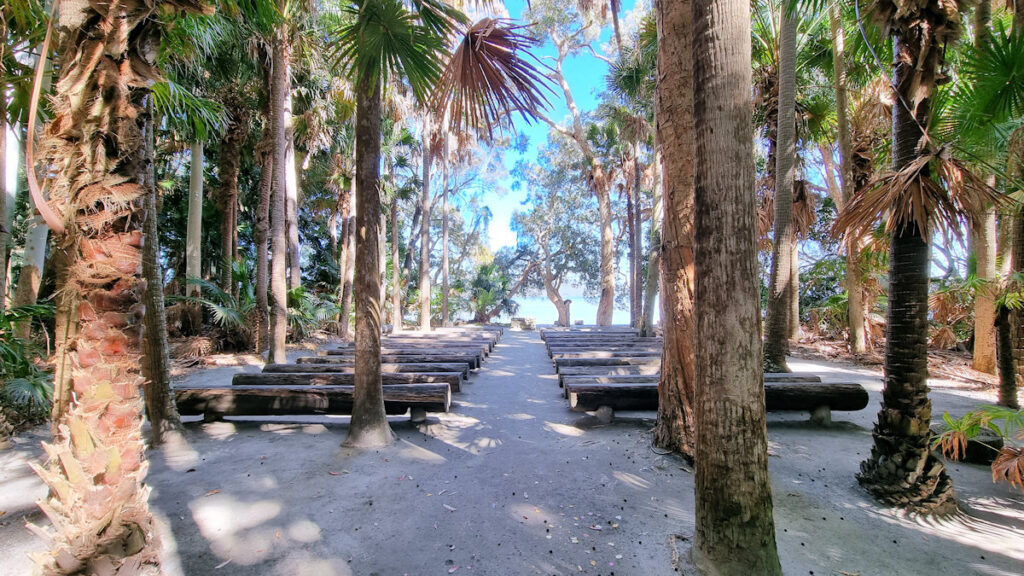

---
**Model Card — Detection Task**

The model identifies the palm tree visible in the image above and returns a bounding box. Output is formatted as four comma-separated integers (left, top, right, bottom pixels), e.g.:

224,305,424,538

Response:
332,1,550,447
835,0,995,513
29,0,212,570
651,0,695,458
763,3,798,372
689,0,783,570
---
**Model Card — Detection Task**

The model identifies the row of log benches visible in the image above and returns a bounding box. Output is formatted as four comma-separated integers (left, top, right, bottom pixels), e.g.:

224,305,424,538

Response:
542,327,870,425
173,327,503,422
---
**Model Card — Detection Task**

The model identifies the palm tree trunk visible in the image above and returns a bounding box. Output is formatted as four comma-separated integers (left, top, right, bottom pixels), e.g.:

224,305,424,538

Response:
419,122,433,331
763,6,797,373
652,0,695,458
31,0,188,566
632,143,644,328
184,140,204,334
255,129,272,353
12,216,48,339
441,139,451,327
857,32,955,513
345,77,393,448
218,101,246,295
691,0,783,571
0,97,7,312
996,306,1019,409
829,2,867,354
595,170,616,326
340,181,356,339
626,173,637,328
142,103,183,446
639,148,662,338
269,26,290,363
285,88,301,291
391,197,403,332
790,242,800,338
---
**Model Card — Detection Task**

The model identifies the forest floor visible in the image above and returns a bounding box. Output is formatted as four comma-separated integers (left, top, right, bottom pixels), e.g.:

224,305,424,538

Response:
2,329,1023,575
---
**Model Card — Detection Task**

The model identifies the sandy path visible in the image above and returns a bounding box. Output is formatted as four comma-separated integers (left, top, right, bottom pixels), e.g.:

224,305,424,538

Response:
1,329,1022,575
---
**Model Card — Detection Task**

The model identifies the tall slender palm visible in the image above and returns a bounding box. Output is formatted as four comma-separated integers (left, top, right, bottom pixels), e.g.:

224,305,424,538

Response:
333,1,550,447
763,3,798,372
835,0,994,513
690,0,782,570
29,0,212,571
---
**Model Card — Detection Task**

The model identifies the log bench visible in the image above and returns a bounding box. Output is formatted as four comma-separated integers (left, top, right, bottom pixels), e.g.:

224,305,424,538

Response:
551,350,662,359
565,381,869,425
175,384,450,423
232,371,463,393
324,347,486,364
309,353,481,369
263,362,471,380
553,357,662,371
556,369,824,387
329,343,491,358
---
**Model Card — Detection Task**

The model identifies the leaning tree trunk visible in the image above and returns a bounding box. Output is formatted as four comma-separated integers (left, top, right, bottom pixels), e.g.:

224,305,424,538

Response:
829,1,867,354
595,168,616,326
28,0,210,569
141,106,183,447
856,30,956,513
652,0,696,459
268,23,290,363
183,140,204,334
344,77,393,448
691,0,783,572
419,121,433,332
763,6,798,373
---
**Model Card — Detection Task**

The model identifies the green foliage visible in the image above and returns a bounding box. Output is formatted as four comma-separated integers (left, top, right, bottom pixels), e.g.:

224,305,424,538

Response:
286,286,341,341
169,262,258,350
0,305,53,423
470,263,520,322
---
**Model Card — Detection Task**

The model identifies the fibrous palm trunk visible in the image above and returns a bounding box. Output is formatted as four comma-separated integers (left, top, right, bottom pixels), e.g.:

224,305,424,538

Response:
345,77,393,448
269,24,290,363
391,197,403,332
28,0,212,568
828,2,867,354
857,26,955,513
183,140,204,334
691,0,783,572
218,99,246,294
763,6,797,373
255,128,272,353
652,0,696,458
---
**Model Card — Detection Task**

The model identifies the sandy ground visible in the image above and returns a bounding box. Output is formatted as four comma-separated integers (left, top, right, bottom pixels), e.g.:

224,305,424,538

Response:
2,330,1023,576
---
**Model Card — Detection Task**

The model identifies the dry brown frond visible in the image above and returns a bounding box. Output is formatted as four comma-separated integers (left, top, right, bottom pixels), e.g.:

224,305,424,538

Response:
929,325,958,350
938,429,968,461
793,180,817,238
992,446,1024,489
433,18,552,140
833,145,1007,246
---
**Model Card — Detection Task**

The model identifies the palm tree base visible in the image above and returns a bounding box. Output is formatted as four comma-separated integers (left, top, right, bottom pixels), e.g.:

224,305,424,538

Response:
342,424,395,449
857,413,957,514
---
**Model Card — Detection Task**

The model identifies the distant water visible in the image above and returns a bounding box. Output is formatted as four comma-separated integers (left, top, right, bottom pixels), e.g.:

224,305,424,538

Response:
497,296,659,326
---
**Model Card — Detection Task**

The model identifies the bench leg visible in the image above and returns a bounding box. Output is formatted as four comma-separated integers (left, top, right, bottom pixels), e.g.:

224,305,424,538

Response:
595,405,614,424
410,407,427,424
810,405,831,426
203,411,224,423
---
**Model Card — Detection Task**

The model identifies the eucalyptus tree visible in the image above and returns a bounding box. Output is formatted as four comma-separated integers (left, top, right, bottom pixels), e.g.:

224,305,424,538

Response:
527,0,620,325
689,0,783,570
28,0,213,570
332,1,549,447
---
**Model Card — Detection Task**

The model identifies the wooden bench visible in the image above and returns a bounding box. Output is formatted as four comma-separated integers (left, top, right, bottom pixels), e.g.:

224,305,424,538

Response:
175,384,450,423
232,371,463,393
306,353,481,369
550,350,662,360
565,380,868,425
553,357,662,371
324,347,486,365
556,370,824,387
263,362,471,380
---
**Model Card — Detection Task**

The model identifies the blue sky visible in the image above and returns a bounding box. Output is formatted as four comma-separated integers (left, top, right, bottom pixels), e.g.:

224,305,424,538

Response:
485,0,632,252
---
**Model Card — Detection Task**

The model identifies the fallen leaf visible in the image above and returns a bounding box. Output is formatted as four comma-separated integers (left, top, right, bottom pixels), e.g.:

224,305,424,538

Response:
205,489,221,497
448,566,459,573
328,471,347,476
444,504,457,512
589,525,603,531
215,559,232,569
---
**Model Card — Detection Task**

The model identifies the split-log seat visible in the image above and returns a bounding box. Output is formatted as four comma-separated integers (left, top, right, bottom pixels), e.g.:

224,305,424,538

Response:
231,371,463,393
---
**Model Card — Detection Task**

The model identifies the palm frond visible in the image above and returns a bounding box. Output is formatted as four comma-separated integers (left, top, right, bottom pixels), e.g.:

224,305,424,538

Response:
152,80,228,141
433,18,552,139
833,145,1009,245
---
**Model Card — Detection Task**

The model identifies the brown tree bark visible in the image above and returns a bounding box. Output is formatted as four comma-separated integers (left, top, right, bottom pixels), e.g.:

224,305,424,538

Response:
218,95,247,294
652,0,695,458
691,0,783,571
344,77,393,448
269,22,290,363
255,130,272,353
